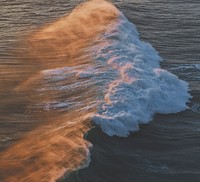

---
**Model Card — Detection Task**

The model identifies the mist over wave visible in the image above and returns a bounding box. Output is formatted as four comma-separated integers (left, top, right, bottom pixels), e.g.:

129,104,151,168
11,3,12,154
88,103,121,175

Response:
0,1,119,181
0,0,191,181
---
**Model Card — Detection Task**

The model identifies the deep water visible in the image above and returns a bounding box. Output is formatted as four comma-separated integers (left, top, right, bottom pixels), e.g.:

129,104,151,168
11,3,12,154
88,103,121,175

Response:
0,0,200,182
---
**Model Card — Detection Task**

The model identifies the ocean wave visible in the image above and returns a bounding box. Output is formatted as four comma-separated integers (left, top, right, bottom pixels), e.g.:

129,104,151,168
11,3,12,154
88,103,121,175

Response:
91,11,191,137
26,0,191,137
0,0,191,181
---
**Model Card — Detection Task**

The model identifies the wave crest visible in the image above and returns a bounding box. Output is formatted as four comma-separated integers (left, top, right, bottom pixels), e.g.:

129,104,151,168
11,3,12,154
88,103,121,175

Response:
92,12,191,136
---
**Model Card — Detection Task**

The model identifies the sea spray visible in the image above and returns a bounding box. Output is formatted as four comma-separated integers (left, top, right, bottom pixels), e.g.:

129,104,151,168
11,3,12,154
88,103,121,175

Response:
0,1,119,181
0,0,191,182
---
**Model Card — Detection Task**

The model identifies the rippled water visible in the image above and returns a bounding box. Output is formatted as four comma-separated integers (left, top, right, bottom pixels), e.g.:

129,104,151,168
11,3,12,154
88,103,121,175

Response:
0,0,200,182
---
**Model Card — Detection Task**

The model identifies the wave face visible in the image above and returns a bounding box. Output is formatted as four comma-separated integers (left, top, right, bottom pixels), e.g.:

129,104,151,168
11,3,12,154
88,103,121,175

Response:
0,0,191,181
91,9,191,137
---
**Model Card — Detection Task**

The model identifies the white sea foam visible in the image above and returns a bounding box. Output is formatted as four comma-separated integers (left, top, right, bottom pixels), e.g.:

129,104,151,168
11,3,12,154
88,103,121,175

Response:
92,13,191,137
39,8,191,138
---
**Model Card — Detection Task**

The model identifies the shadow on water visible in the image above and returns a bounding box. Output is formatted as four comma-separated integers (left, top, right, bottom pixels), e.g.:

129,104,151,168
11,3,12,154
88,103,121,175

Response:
62,107,200,182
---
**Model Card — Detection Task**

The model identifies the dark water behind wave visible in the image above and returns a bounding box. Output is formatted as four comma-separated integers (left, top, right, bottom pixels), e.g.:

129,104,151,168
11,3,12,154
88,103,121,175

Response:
0,0,200,182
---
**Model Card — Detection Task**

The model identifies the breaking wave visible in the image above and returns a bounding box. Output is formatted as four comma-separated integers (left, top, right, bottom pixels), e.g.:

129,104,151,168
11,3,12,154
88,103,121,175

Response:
0,0,191,181
91,10,191,137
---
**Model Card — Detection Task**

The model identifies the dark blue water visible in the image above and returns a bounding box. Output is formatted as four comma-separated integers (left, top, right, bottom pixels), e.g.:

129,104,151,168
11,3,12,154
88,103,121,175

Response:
0,0,200,182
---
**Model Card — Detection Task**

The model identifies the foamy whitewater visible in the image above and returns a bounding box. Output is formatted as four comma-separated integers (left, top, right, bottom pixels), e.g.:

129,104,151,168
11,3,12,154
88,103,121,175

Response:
91,12,191,136
41,3,191,137
0,1,193,181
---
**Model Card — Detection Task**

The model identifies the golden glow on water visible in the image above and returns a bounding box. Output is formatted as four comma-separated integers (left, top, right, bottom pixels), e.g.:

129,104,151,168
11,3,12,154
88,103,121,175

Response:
0,0,119,181
26,0,119,69
0,112,93,182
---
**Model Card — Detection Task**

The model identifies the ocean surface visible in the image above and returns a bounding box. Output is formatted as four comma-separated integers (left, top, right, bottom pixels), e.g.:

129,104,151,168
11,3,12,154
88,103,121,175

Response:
0,0,200,181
